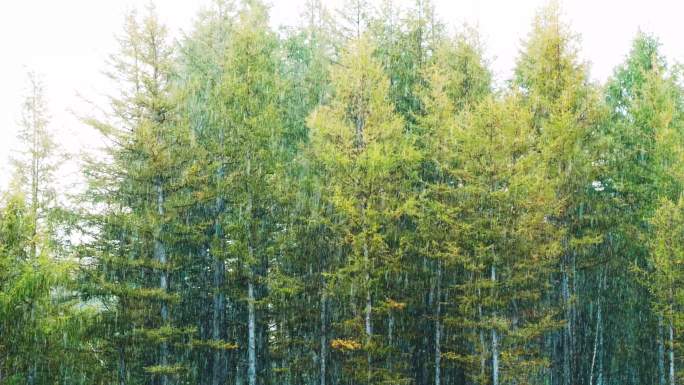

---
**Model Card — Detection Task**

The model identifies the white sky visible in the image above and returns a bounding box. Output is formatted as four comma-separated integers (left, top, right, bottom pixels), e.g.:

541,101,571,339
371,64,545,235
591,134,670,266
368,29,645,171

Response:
1,0,683,190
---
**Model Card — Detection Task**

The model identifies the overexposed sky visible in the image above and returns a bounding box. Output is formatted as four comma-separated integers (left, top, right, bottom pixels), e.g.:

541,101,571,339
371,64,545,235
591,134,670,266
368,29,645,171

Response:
0,0,683,189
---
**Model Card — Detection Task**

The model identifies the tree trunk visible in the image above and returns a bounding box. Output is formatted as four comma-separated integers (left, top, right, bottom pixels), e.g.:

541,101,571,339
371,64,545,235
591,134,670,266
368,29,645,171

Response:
118,344,126,385
477,284,486,382
212,257,226,385
30,84,39,260
434,260,442,385
248,275,257,385
245,155,257,385
597,310,604,385
561,262,571,385
364,238,372,383
491,266,499,385
28,363,37,385
659,316,666,385
320,287,327,385
155,181,170,385
213,157,227,385
669,315,675,385
589,299,602,385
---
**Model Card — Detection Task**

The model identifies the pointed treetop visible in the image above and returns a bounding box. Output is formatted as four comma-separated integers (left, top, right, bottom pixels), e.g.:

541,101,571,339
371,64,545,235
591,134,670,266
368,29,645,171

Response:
513,0,588,98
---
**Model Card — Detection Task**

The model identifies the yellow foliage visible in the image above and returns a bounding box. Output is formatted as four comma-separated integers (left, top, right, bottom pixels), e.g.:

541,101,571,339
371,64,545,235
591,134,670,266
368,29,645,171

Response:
384,298,407,310
330,338,362,351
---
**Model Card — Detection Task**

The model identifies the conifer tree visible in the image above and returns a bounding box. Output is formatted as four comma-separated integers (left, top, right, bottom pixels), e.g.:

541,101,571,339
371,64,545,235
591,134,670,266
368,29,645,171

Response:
411,30,492,385
11,71,59,259
370,0,445,126
648,196,684,385
513,3,604,384
0,191,102,385
83,6,192,384
307,35,418,384
602,32,684,385
176,2,240,384
449,95,559,385
197,2,286,383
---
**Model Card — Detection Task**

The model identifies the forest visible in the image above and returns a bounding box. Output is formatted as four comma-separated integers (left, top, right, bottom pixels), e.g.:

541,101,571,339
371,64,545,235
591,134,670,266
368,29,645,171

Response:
1,0,684,384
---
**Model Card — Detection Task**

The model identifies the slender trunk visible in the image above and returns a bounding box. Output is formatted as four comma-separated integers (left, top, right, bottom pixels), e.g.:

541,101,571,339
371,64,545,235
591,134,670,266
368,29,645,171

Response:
364,243,372,337
491,266,499,385
589,300,601,385
118,345,126,385
28,363,36,385
320,287,327,385
246,156,257,385
561,262,571,385
363,236,372,383
597,310,604,385
434,260,442,385
658,316,666,385
213,152,227,385
491,320,499,385
389,312,395,347
212,257,226,385
669,315,675,385
30,84,39,260
477,284,486,382
571,254,577,381
388,311,395,372
155,181,170,385
479,319,486,380
248,278,257,385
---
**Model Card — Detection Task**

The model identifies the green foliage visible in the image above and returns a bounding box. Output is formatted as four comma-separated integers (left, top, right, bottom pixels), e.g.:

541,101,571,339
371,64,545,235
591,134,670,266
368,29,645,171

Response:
4,2,684,385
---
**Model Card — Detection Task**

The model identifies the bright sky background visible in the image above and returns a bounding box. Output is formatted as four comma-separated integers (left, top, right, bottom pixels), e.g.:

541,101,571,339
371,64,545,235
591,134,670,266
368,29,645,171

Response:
1,0,683,190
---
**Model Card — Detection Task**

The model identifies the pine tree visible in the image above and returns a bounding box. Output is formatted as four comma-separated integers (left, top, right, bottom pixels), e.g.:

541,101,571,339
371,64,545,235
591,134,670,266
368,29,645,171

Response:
410,29,492,385
10,71,59,259
601,32,684,385
648,196,684,385
82,6,193,384
444,95,560,385
192,2,286,383
513,3,605,384
176,2,240,384
307,35,418,384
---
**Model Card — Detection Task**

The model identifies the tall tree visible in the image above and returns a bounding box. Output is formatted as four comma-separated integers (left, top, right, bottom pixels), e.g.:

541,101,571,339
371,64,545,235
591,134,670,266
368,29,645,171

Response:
10,71,59,259
199,2,286,384
444,95,560,385
602,32,684,385
176,2,239,384
307,35,418,384
648,196,684,385
82,6,192,385
410,29,492,385
513,3,604,384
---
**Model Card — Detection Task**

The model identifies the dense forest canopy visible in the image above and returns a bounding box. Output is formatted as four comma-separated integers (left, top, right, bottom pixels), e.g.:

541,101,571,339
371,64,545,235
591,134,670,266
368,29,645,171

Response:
2,1,684,385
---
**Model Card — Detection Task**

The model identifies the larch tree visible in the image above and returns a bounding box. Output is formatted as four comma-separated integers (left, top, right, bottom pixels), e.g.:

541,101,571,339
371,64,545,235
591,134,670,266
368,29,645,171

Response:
176,2,240,384
448,94,560,385
648,196,684,385
307,36,419,385
82,6,193,385
412,30,492,385
602,32,684,385
201,2,286,384
10,71,59,259
513,3,605,384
